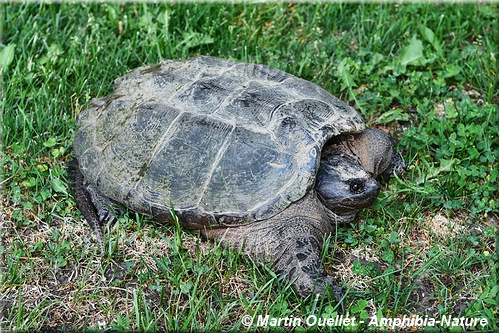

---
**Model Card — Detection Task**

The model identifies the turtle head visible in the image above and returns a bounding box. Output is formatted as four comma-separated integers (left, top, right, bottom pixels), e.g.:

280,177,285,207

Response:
315,152,380,222
337,128,407,180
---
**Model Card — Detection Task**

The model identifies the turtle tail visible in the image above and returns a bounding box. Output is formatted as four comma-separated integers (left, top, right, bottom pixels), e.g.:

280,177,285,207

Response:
67,158,106,254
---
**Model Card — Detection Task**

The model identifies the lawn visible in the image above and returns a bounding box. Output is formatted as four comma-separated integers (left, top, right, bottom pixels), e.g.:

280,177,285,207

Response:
1,2,497,332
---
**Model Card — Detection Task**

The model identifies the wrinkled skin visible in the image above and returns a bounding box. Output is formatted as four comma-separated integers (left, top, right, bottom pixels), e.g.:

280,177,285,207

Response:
334,128,407,179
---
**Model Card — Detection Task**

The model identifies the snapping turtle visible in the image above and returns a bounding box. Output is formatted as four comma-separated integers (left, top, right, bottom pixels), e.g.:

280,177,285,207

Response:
69,56,405,299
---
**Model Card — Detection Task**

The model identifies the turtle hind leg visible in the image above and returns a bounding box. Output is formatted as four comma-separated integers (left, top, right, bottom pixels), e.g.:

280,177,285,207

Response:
84,180,123,226
67,158,115,254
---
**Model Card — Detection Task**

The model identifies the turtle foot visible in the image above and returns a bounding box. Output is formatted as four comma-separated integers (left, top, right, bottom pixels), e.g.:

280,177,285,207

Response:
67,158,120,254
85,183,123,225
273,235,344,308
208,211,344,306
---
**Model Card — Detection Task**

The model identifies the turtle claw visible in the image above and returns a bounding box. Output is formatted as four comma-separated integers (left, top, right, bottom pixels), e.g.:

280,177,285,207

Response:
305,274,345,309
97,205,122,225
98,207,110,224
84,181,122,226
323,275,345,312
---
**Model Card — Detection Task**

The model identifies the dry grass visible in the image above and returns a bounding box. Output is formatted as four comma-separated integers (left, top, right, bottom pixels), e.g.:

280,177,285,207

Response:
1,205,256,330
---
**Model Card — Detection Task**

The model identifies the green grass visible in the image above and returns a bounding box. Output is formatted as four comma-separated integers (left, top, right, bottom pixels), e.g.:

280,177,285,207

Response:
1,2,498,332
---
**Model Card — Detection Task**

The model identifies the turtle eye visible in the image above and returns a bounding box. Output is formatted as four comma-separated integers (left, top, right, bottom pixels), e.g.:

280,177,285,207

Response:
348,179,365,193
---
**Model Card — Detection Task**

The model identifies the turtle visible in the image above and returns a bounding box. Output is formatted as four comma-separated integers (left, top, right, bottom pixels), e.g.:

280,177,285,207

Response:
68,56,406,300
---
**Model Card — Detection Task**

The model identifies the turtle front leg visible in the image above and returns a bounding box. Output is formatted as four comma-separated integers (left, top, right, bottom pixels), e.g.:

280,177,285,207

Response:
203,216,344,303
272,233,344,302
67,158,121,253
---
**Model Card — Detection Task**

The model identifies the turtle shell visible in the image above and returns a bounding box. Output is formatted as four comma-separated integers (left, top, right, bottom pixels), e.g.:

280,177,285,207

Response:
72,56,365,228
